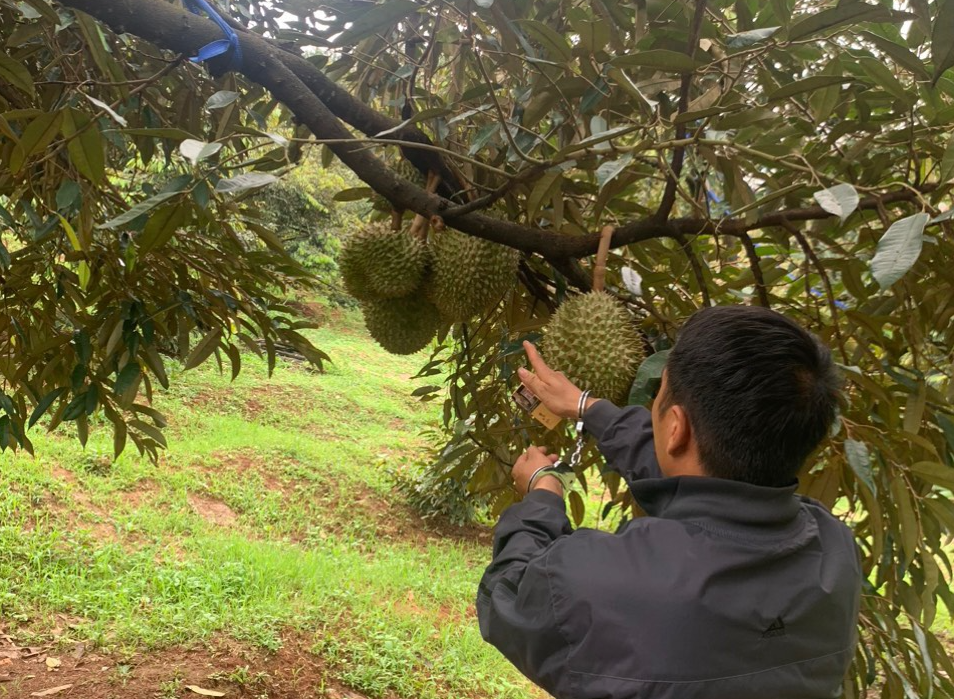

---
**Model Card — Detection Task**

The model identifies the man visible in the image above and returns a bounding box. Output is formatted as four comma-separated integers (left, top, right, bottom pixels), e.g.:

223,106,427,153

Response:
477,305,861,699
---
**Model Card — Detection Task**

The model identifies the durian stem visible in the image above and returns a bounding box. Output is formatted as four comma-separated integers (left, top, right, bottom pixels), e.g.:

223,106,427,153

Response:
593,225,614,292
409,171,442,240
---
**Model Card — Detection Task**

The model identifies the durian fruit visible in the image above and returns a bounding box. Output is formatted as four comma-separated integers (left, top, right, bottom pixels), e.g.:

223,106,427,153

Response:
395,158,427,187
430,229,520,322
543,291,644,402
362,293,441,355
339,222,429,301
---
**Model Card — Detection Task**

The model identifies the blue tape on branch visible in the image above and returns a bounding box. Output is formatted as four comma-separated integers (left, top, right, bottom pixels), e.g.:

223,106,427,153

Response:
183,0,243,71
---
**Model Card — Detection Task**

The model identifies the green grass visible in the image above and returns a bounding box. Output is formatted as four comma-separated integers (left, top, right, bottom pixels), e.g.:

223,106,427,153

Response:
0,308,538,699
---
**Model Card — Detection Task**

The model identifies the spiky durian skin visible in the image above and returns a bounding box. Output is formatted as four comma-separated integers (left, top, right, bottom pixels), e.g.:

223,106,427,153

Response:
339,222,429,300
339,246,376,302
395,158,427,187
543,291,644,403
431,229,520,322
361,294,441,355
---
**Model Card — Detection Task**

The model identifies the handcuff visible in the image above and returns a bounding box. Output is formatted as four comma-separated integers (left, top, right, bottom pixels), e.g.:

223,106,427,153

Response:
526,390,590,494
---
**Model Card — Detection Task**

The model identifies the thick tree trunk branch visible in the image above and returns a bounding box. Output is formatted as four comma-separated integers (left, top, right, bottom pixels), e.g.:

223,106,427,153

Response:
61,0,938,281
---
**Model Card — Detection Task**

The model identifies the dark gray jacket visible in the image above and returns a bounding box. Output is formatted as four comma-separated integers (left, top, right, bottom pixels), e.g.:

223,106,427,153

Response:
477,401,861,699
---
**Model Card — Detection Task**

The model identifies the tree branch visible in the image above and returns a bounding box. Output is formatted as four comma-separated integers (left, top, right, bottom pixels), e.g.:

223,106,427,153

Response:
739,232,770,308
654,0,707,221
780,220,849,364
61,0,939,280
674,232,711,307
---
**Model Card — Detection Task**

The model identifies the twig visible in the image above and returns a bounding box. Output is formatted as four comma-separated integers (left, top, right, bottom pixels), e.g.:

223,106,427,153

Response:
654,0,708,221
674,232,711,307
780,219,849,364
739,232,770,308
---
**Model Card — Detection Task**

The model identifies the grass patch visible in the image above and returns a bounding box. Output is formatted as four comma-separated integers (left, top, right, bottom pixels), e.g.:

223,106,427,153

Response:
0,308,537,698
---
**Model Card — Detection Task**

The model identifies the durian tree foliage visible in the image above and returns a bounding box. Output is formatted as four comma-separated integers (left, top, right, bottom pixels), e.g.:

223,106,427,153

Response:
5,0,954,693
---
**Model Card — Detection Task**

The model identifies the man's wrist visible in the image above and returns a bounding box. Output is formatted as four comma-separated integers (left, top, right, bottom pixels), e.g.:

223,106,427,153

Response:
530,474,564,496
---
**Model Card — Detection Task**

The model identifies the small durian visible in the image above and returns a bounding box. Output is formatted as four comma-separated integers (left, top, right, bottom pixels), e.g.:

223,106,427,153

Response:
431,229,520,322
361,293,441,355
543,291,644,402
339,222,429,301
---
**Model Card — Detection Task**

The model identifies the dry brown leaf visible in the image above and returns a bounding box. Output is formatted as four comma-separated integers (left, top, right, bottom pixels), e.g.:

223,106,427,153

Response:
30,685,73,697
186,686,226,697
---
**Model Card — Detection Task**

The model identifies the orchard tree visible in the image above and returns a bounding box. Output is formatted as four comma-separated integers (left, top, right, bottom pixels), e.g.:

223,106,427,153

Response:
3,0,954,694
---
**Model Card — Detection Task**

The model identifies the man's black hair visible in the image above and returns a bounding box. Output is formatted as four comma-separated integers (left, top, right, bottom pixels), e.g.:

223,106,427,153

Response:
662,305,841,487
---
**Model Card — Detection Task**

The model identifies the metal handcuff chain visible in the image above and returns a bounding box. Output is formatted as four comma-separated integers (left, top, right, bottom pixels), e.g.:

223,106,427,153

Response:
527,390,590,493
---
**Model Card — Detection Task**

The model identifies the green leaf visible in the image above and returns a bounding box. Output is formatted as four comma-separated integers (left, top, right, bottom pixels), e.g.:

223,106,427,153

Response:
725,27,780,49
28,388,65,429
767,75,848,102
871,213,929,289
596,153,633,191
553,125,635,159
813,184,859,223
214,173,278,194
374,107,451,138
129,419,167,449
940,137,954,182
0,54,35,97
205,90,240,110
890,474,919,564
102,188,187,229
114,362,141,396
611,49,703,73
857,56,910,102
138,203,188,256
120,127,195,140
844,439,876,495
909,461,954,490
62,109,106,185
333,187,374,202
859,31,930,81
514,20,573,62
56,180,81,211
332,0,421,47
933,0,954,85
568,489,585,526
113,418,127,459
180,139,222,166
789,3,912,42
628,350,671,405
11,110,64,172
185,328,223,370
57,214,83,252
527,170,562,221
83,94,127,126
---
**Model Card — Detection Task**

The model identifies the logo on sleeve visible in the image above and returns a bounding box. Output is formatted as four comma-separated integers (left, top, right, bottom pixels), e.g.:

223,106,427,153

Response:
761,617,786,638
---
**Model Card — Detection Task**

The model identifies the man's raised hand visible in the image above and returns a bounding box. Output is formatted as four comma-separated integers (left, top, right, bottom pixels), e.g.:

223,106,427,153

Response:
517,341,596,419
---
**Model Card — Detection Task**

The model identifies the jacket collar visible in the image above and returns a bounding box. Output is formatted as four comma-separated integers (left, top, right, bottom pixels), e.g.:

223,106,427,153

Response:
631,476,809,540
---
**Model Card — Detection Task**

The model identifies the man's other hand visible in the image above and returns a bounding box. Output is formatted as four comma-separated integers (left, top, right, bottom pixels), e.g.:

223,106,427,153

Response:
517,341,598,419
512,446,562,496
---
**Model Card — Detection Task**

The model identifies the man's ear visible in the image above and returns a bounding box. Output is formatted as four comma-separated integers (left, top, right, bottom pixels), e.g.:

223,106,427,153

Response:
666,404,692,456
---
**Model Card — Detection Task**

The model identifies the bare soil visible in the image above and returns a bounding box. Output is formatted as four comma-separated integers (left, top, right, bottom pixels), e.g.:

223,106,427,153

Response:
0,632,377,699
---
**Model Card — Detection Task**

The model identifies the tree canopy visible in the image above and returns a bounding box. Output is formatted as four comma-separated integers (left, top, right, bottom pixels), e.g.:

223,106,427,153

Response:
3,0,954,694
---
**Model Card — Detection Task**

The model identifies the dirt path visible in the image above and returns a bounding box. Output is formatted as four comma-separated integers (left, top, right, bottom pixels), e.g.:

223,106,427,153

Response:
1,632,376,699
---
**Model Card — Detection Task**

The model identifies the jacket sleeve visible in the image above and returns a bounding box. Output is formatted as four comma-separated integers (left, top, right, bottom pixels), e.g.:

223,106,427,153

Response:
582,400,662,488
476,489,574,697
